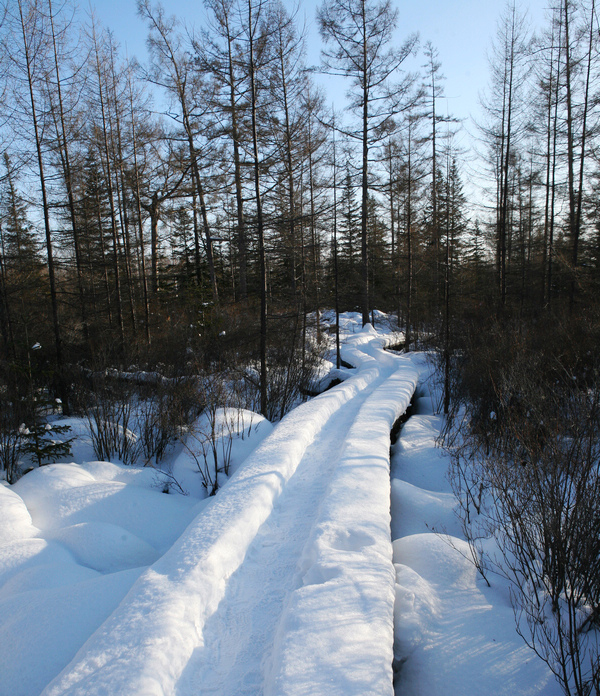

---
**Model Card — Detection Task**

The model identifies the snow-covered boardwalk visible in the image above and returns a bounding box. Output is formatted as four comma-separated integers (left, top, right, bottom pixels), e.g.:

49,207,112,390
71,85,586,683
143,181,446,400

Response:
42,325,418,696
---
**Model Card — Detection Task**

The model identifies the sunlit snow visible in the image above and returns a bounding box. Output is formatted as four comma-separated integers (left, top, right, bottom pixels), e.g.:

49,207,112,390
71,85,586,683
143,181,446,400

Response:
0,313,561,696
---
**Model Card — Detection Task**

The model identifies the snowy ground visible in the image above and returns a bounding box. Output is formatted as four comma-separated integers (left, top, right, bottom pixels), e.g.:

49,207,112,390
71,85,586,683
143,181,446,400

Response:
390,357,561,696
0,313,563,695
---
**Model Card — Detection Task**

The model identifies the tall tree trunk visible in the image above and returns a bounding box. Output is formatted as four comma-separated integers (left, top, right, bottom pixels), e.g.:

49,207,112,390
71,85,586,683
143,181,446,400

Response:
405,119,413,352
541,21,557,308
443,156,451,415
280,48,297,296
248,0,267,416
109,45,138,342
563,0,577,308
499,14,515,309
572,0,595,306
332,115,341,369
0,226,16,359
129,76,151,346
18,0,68,411
47,0,88,345
360,4,370,326
308,114,321,341
92,36,125,352
225,21,247,300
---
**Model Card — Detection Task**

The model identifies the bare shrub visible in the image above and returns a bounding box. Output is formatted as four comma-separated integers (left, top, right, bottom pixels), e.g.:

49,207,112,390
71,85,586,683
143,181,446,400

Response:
182,373,253,495
136,377,203,464
442,319,600,696
83,380,140,465
237,314,326,421
0,399,23,483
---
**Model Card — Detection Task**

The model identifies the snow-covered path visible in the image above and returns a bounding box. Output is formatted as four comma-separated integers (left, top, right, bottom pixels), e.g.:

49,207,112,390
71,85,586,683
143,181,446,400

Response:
40,324,418,696
175,359,387,695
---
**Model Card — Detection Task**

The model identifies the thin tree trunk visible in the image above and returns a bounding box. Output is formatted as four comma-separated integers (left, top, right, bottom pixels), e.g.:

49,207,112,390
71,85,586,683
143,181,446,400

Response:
248,0,267,416
308,114,321,341
128,76,151,345
499,15,515,309
360,0,369,326
541,23,556,307
572,0,595,306
0,225,16,359
109,45,137,340
47,0,88,345
405,119,413,352
280,48,297,296
226,21,247,299
18,0,68,410
563,0,577,308
443,154,451,415
332,115,340,369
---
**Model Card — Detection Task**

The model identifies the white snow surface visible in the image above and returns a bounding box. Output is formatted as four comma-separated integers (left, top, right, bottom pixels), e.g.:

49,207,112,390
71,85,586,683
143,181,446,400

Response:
390,355,562,696
0,313,564,696
38,319,417,696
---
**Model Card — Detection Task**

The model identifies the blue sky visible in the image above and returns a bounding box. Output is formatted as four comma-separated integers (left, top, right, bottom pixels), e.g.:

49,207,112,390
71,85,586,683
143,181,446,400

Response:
94,0,550,140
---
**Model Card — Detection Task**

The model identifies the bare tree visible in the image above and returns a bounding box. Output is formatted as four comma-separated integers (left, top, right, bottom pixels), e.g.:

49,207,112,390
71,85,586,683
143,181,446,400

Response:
138,0,220,304
318,0,418,325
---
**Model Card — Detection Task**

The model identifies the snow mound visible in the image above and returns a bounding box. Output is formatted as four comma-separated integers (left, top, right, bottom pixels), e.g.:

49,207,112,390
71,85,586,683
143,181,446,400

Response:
393,562,440,658
390,478,459,539
0,567,143,696
0,538,92,594
0,485,39,543
81,460,163,488
393,533,478,591
46,522,159,573
13,463,198,554
390,354,560,696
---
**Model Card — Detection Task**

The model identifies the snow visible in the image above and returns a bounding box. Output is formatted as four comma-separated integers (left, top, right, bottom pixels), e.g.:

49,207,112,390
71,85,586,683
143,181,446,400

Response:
390,355,561,696
170,408,273,497
266,345,418,696
0,312,566,696
39,321,415,696
0,485,39,544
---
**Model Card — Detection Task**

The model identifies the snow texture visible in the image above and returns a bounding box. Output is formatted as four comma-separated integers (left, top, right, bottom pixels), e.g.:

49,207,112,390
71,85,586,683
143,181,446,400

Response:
40,321,417,696
0,313,563,696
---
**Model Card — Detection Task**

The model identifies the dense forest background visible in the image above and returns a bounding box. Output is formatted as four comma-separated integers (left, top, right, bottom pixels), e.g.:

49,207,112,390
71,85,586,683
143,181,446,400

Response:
0,0,599,415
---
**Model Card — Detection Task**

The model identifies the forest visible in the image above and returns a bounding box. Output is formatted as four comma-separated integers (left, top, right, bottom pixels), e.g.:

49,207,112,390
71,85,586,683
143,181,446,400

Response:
0,0,598,411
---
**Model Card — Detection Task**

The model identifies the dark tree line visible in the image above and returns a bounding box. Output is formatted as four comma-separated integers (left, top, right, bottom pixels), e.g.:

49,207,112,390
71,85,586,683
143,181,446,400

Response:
0,0,599,416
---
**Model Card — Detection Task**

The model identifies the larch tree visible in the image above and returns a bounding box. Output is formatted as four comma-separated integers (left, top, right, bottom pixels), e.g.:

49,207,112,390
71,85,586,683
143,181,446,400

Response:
317,0,418,325
480,1,530,308
6,0,69,409
201,0,250,300
138,0,220,305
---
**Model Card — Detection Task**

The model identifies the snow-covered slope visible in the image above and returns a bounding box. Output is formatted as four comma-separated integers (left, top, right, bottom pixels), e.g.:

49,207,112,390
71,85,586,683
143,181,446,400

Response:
1,314,566,696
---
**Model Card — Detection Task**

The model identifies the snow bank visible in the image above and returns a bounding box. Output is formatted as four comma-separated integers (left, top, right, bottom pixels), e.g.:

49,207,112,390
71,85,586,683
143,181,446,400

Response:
1,462,198,696
0,568,142,696
13,463,198,555
0,484,39,544
265,342,419,696
42,325,396,696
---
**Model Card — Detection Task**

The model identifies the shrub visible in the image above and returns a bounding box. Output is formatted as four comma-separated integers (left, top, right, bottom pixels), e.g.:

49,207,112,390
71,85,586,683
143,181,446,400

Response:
442,317,600,696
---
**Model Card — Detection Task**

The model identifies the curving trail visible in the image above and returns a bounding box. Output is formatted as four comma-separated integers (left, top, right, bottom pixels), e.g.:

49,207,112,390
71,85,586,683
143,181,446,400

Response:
43,326,418,696
176,356,390,695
